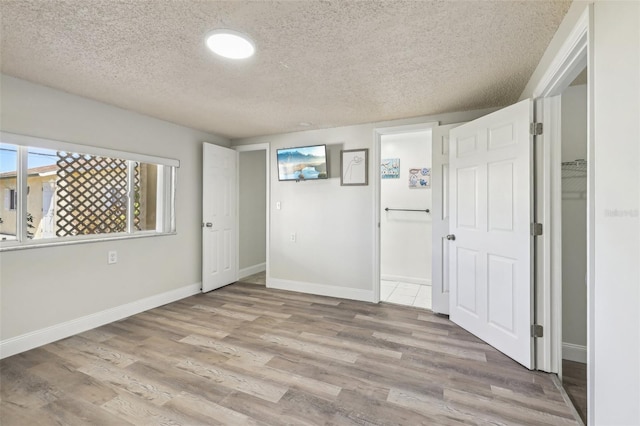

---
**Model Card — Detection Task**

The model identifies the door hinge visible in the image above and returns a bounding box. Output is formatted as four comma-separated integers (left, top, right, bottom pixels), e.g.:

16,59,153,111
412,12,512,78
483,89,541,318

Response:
531,223,543,236
531,324,544,338
530,122,543,136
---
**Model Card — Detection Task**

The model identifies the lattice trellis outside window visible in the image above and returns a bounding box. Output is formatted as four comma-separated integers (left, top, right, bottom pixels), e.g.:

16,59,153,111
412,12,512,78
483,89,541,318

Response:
0,131,178,250
55,152,145,236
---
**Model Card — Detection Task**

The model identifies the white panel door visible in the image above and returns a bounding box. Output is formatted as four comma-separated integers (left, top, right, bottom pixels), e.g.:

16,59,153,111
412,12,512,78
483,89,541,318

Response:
202,143,238,293
431,123,464,315
449,99,534,368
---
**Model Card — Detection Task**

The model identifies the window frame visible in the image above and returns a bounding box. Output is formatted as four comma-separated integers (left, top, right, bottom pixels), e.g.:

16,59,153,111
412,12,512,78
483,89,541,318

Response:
0,132,179,251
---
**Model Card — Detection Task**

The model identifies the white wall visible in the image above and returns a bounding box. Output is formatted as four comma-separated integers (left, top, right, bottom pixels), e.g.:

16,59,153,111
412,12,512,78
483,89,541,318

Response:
0,75,229,352
238,149,266,275
561,84,587,358
380,131,432,285
591,2,640,424
232,108,496,301
561,85,588,162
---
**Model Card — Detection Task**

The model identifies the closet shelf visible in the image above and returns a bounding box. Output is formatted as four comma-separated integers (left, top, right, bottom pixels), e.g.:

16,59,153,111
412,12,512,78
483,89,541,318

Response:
562,159,587,198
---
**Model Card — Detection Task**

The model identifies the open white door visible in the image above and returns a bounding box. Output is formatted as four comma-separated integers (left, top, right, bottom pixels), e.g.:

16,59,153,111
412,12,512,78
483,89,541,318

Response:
432,123,463,315
202,143,238,292
449,99,534,369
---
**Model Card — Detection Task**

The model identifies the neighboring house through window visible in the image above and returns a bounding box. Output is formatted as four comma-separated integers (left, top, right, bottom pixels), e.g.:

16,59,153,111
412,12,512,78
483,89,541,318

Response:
0,133,178,248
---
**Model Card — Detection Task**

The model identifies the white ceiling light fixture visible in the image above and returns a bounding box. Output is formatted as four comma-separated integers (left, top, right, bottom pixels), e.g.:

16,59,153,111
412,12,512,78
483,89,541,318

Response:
205,29,255,59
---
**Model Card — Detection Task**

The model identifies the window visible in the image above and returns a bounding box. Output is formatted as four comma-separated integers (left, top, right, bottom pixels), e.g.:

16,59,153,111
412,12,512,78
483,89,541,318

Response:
0,133,178,248
7,189,17,210
0,143,18,240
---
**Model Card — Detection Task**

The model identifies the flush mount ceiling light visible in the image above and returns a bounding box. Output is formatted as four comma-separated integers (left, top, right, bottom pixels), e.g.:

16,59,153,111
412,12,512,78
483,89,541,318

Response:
205,29,255,59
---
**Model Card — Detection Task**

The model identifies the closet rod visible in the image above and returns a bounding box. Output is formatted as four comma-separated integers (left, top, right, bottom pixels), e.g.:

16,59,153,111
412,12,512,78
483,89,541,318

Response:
385,207,430,213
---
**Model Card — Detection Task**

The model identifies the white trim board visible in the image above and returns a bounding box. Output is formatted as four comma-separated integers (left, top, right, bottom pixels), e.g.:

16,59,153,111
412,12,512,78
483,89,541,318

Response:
234,143,270,153
268,278,375,303
239,263,266,280
0,283,201,359
563,342,587,364
381,274,432,286
529,6,590,376
530,9,588,98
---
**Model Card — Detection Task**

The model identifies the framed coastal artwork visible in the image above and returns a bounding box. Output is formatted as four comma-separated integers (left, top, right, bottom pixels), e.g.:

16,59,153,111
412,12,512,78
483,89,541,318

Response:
381,158,400,179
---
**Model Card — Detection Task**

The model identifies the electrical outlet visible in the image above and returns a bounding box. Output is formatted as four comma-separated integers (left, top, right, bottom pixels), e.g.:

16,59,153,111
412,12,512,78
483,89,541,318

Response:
290,233,296,242
108,250,118,264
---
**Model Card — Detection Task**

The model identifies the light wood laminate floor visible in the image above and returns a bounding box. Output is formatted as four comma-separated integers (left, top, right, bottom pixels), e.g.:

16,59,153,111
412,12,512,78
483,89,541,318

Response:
1,282,579,425
563,359,587,424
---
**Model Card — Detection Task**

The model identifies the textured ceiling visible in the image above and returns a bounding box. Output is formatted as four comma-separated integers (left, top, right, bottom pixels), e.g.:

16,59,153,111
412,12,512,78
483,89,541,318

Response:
0,1,571,140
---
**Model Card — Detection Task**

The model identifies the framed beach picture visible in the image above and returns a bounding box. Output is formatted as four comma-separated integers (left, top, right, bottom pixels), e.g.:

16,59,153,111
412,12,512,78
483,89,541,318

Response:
341,149,368,186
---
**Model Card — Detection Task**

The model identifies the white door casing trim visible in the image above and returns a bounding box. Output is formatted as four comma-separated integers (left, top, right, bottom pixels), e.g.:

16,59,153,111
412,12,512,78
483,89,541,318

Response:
529,6,590,379
536,95,563,376
531,9,588,99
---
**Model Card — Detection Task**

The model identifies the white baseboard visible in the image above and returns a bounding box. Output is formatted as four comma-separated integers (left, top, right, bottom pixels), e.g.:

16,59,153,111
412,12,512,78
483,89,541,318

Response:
238,263,266,280
381,274,431,286
268,278,375,303
0,282,202,359
563,342,587,363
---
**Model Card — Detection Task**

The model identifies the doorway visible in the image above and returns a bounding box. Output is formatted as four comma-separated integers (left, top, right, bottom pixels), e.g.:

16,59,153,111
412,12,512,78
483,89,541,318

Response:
235,143,270,285
559,71,588,424
379,130,433,309
202,143,269,292
531,20,590,417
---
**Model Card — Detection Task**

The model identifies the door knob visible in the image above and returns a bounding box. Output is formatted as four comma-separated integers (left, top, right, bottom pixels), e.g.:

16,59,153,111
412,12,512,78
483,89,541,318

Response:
204,222,213,228
446,234,456,241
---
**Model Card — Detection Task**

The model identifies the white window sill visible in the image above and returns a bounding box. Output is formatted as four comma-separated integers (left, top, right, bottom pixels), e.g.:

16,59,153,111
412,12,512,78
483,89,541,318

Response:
0,231,177,252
